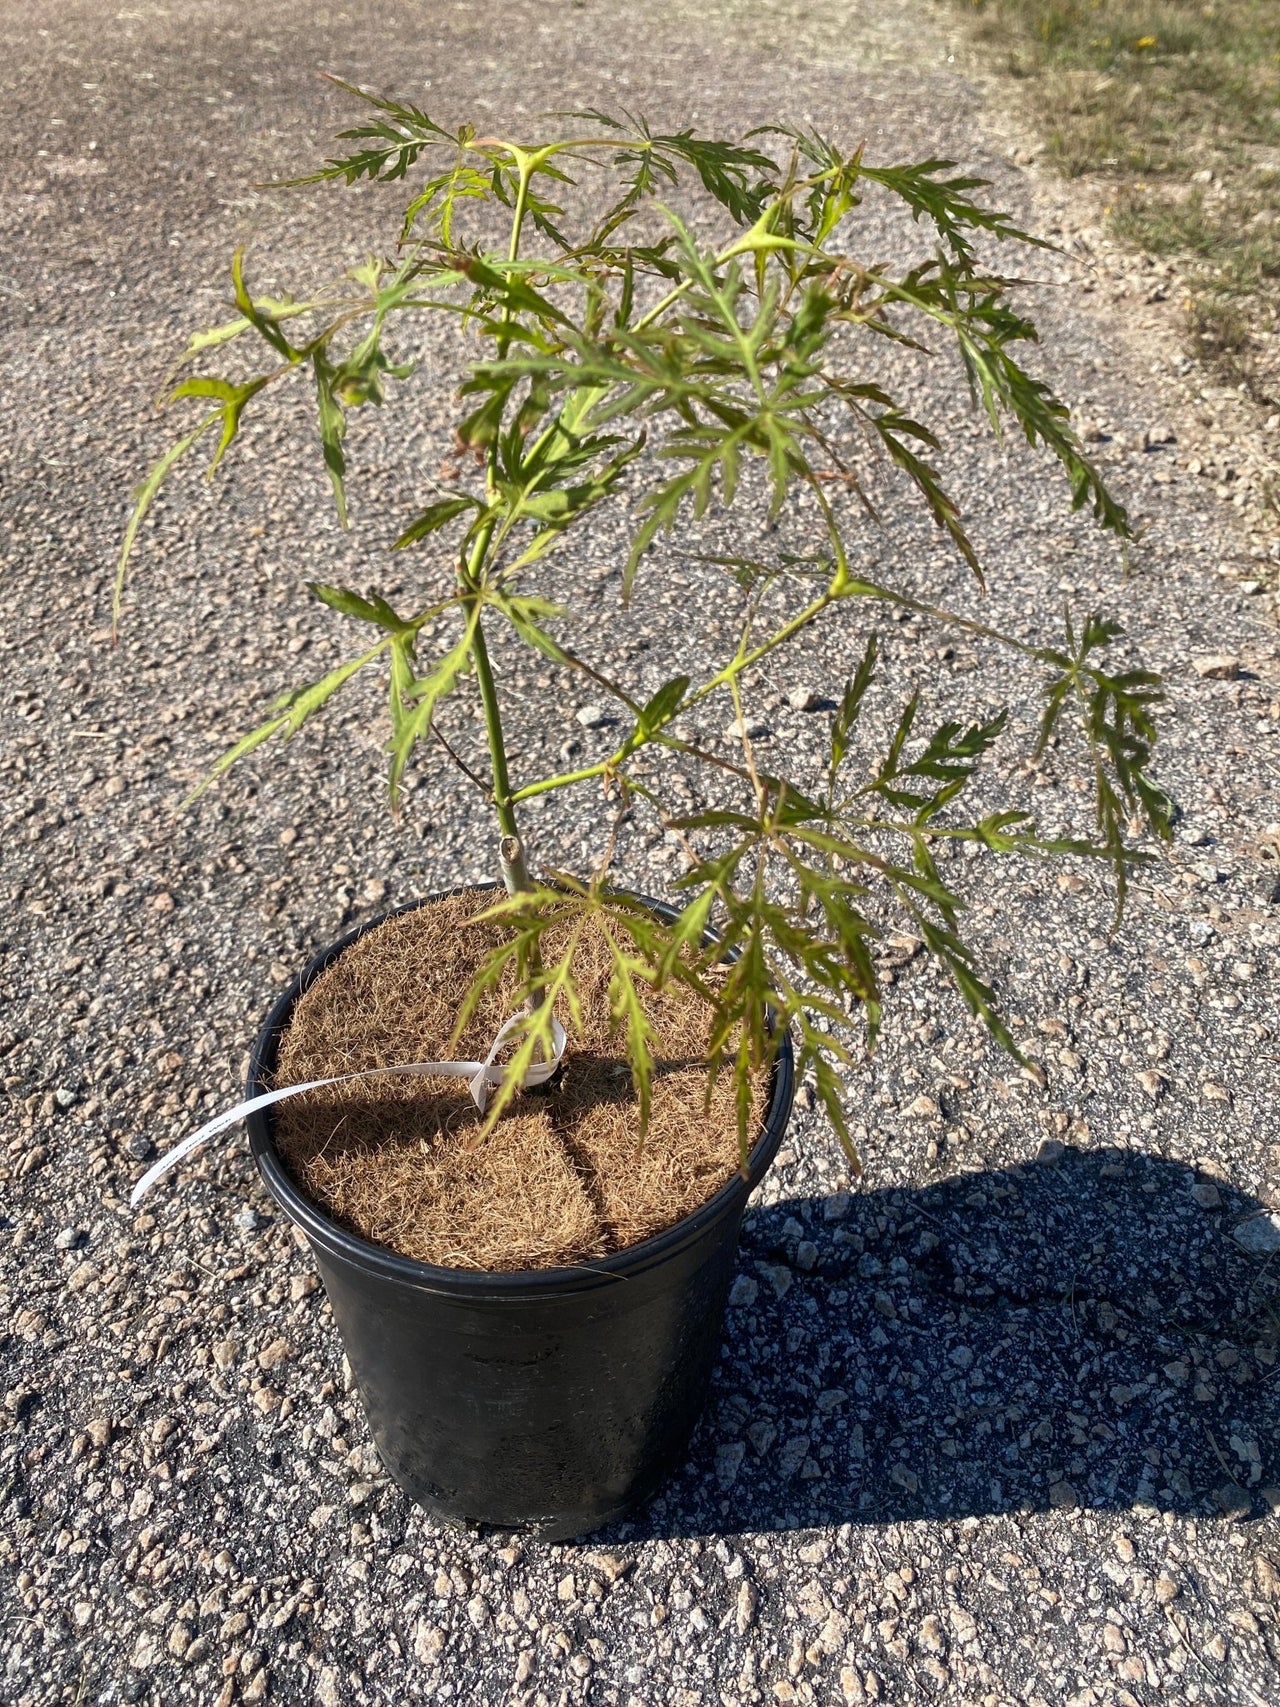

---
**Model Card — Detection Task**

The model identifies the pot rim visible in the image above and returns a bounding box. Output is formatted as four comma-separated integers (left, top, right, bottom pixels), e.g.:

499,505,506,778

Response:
247,883,794,1296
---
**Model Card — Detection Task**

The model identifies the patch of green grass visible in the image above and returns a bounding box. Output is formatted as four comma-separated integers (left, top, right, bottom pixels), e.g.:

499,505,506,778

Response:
949,0,1280,396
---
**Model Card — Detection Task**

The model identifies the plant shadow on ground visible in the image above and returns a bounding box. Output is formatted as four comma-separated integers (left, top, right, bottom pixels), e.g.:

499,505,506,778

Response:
615,1148,1279,1540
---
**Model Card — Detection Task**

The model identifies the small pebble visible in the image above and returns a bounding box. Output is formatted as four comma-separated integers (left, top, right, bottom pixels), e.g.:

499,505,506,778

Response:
1191,654,1239,680
715,1441,746,1488
256,1337,291,1371
1234,1215,1280,1256
736,1581,758,1635
1215,1485,1252,1519
574,704,611,728
779,1434,811,1476
919,1614,946,1655
747,1419,777,1457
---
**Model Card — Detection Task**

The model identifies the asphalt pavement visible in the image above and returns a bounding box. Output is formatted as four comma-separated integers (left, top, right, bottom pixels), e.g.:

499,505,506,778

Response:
2,2,1279,1704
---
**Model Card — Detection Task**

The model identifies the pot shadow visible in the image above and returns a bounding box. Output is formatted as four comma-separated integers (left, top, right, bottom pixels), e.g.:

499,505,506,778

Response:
615,1146,1280,1540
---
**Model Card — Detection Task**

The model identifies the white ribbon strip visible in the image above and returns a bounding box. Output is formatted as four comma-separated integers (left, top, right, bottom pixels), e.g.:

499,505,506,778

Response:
129,1013,567,1209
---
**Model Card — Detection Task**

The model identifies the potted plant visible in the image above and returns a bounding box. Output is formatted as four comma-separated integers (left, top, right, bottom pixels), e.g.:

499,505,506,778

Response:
120,87,1169,1538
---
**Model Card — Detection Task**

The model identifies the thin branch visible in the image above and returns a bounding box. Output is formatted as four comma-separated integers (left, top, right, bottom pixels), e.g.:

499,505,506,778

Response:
431,724,491,796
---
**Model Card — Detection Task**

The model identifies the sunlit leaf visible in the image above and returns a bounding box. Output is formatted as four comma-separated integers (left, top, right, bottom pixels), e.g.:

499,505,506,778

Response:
114,412,220,634
186,641,390,803
394,494,483,551
308,583,413,633
311,348,348,525
387,603,482,799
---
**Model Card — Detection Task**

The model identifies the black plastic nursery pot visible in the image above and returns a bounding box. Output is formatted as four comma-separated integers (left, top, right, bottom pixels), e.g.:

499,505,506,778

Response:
246,890,794,1541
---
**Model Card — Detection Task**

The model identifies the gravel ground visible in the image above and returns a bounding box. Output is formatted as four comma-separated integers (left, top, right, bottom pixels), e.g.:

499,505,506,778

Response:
3,3,1280,1705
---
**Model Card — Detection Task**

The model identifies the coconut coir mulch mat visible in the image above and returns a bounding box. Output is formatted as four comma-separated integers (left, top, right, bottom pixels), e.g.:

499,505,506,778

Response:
272,889,769,1270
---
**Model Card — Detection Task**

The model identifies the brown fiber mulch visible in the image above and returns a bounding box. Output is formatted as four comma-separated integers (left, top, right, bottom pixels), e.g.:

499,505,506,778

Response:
272,889,768,1270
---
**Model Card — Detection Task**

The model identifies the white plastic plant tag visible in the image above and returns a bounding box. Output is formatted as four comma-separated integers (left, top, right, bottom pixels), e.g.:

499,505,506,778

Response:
130,1013,567,1208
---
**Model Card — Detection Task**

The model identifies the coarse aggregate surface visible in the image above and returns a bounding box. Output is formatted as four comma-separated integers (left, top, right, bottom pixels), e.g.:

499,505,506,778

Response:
2,3,1279,1706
